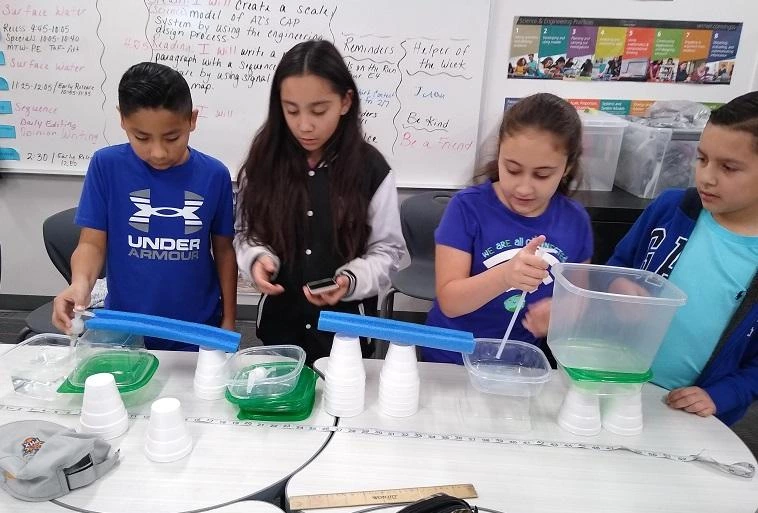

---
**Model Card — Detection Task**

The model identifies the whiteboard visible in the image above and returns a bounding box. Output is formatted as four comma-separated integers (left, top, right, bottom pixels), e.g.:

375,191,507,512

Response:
0,0,491,188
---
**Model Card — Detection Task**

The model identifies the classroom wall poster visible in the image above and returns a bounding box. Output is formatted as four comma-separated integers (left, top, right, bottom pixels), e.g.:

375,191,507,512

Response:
509,17,741,84
504,97,723,116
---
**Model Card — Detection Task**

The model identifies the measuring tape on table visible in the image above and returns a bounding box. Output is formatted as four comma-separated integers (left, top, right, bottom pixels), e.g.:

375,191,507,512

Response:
0,403,753,479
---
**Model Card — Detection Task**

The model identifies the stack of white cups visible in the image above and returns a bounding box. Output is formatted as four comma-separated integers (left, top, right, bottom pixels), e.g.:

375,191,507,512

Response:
323,334,366,417
378,343,420,417
193,347,229,400
144,397,193,463
78,373,129,440
557,384,601,436
602,391,644,436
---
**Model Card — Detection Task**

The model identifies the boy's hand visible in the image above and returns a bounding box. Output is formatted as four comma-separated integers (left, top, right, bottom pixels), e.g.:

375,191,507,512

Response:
608,276,650,297
522,298,552,338
252,256,284,295
502,235,548,292
52,282,91,333
303,275,350,306
666,386,717,417
220,317,236,331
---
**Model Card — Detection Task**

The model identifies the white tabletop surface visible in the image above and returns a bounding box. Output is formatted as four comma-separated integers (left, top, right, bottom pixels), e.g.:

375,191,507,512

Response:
0,344,334,513
285,358,758,513
0,493,70,513
205,500,284,512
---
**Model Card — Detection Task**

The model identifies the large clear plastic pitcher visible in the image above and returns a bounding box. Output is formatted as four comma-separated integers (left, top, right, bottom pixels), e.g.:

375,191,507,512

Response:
547,263,686,382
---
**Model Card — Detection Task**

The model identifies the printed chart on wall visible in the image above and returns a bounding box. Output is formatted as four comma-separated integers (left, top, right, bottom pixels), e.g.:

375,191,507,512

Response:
0,0,491,188
508,17,741,85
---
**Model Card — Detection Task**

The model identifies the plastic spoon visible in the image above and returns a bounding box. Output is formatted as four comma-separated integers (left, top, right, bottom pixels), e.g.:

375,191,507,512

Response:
246,366,271,394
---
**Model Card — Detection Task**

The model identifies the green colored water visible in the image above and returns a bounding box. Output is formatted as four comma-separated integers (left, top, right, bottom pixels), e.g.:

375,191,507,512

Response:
550,338,653,383
562,366,652,384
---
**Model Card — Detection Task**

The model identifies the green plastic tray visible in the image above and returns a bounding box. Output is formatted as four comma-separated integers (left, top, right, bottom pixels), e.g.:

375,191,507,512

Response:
57,352,159,394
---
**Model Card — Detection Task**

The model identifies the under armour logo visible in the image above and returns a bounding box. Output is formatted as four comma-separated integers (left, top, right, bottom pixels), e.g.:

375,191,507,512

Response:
129,189,204,234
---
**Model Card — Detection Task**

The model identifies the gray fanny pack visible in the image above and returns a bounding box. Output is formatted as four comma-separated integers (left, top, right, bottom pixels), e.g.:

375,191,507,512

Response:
0,420,119,501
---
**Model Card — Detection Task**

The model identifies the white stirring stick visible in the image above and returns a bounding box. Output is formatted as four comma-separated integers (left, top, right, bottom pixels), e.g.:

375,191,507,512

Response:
495,290,526,359
496,247,545,360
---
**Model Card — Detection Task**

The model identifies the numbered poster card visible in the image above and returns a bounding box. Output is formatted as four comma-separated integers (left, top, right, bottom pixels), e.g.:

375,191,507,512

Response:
508,16,741,86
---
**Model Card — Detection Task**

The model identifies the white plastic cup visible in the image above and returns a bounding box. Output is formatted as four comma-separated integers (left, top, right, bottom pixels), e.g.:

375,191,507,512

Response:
384,343,418,371
81,373,124,414
557,385,601,436
144,397,193,463
378,345,420,417
193,379,227,400
78,373,129,440
324,378,365,417
602,392,644,436
197,347,229,368
329,334,363,359
193,349,229,400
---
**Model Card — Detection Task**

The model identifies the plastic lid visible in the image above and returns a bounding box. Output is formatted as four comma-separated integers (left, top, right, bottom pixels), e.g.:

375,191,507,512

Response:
577,108,629,128
58,351,159,393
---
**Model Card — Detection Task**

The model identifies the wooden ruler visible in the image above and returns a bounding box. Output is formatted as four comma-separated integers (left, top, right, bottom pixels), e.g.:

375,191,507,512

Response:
288,483,477,510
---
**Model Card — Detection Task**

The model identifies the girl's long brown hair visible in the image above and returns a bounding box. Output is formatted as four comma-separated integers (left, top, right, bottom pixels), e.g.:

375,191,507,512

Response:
237,40,371,263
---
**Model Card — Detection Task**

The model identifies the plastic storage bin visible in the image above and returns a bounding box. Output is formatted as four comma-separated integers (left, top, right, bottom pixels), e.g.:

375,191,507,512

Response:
577,109,628,191
547,263,686,381
7,334,74,400
227,345,306,399
462,339,551,397
225,366,317,421
615,122,700,198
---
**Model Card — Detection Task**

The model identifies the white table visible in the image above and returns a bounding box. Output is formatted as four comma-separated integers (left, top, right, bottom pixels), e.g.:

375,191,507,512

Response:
286,358,758,513
0,493,71,513
0,345,334,513
205,500,285,512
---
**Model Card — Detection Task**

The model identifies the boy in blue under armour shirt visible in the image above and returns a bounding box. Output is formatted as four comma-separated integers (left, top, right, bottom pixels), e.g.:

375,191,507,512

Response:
608,92,758,425
52,62,237,350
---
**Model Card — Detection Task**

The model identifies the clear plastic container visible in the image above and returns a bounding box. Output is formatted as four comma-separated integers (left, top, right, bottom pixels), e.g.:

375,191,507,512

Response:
577,109,628,191
615,122,700,198
7,334,74,400
548,263,686,381
462,339,551,397
59,329,158,393
227,345,305,399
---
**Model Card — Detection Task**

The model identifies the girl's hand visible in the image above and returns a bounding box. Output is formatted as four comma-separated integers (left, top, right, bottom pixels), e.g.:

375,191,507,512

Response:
502,235,549,292
252,256,284,295
522,298,552,338
303,275,350,306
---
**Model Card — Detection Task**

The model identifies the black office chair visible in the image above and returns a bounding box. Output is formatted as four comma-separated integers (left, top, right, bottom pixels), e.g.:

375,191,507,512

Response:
17,208,94,341
379,190,454,320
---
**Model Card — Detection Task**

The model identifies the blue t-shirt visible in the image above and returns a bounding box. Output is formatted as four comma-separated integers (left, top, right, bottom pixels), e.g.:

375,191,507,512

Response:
423,181,593,363
76,144,235,350
651,211,758,389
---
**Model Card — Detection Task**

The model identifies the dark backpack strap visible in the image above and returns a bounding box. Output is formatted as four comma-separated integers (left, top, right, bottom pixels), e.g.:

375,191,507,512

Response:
397,494,477,513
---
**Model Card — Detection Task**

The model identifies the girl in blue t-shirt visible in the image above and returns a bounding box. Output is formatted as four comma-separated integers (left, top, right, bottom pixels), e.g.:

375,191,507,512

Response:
424,93,594,364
